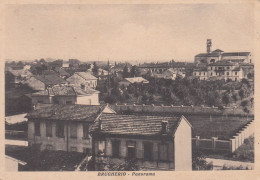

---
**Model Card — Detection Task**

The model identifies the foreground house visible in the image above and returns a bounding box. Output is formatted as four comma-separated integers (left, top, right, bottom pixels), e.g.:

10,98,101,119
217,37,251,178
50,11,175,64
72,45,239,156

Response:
31,85,100,106
26,104,116,153
90,114,192,171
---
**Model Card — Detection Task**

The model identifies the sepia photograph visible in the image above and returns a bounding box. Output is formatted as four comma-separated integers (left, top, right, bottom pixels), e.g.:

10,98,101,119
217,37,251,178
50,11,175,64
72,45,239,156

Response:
2,2,256,174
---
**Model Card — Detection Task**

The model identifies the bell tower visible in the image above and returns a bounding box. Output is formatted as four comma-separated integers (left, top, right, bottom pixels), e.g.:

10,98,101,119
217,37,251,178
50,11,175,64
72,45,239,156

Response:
207,39,212,53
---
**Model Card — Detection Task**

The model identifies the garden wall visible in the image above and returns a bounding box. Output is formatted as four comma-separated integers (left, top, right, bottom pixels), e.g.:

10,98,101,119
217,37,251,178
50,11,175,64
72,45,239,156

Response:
192,119,254,153
111,104,252,116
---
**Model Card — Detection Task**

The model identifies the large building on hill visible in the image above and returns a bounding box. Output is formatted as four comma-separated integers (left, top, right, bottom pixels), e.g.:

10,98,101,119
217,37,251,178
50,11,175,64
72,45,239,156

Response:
194,39,253,64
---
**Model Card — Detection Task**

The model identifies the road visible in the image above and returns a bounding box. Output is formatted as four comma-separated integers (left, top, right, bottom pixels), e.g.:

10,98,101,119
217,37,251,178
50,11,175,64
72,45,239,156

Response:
206,158,254,170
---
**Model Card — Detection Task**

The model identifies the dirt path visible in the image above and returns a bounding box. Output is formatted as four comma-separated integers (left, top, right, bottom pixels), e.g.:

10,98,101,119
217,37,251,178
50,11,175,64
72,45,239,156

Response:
206,158,254,170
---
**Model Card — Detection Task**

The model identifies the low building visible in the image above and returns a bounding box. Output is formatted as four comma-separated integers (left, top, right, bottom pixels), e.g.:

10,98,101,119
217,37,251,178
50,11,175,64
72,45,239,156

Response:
25,75,68,91
31,85,100,106
90,114,192,171
152,68,185,80
5,69,33,88
66,72,98,89
5,155,27,171
119,77,149,87
26,104,116,153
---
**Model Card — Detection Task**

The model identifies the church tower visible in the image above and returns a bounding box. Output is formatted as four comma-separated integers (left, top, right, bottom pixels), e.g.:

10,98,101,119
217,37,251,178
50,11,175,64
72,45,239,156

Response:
207,39,212,53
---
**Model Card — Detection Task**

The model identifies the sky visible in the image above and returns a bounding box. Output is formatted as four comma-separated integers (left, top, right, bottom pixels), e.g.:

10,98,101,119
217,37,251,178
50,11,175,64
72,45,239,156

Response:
4,3,254,62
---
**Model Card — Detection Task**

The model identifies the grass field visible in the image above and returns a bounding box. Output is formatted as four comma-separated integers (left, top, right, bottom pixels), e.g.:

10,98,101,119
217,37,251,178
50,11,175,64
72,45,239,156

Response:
186,115,253,140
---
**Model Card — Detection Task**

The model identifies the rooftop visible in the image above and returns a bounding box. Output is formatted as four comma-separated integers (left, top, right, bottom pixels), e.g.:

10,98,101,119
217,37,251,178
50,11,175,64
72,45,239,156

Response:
75,72,98,80
26,104,106,122
125,77,149,84
34,75,67,85
208,61,235,66
91,114,190,137
222,52,250,56
7,69,32,77
31,86,99,96
195,53,220,57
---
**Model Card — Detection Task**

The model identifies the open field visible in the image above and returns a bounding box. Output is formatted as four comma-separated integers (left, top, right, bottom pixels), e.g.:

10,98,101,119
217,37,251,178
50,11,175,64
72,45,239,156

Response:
187,115,252,140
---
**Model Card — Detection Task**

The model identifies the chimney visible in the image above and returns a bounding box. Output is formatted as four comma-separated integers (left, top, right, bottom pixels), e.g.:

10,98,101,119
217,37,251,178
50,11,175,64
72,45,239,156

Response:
161,120,168,134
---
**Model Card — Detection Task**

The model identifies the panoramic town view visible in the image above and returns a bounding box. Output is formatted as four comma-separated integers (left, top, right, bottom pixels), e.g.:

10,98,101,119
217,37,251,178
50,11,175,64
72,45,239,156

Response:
4,4,254,172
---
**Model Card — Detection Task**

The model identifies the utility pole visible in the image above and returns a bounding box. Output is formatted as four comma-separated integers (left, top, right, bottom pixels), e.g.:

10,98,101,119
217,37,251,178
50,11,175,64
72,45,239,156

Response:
107,59,111,96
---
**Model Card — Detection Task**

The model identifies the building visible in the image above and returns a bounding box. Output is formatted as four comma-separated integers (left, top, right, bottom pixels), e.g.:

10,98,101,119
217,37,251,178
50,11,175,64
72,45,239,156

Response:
25,75,68,91
119,77,149,87
193,61,245,81
5,155,27,171
194,39,253,64
193,67,208,80
5,69,33,88
31,85,100,106
152,68,185,80
66,72,98,89
26,104,116,153
90,114,192,171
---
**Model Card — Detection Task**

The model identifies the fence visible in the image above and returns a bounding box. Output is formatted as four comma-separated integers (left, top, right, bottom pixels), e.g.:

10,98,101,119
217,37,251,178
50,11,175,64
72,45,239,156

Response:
192,119,254,153
111,104,253,116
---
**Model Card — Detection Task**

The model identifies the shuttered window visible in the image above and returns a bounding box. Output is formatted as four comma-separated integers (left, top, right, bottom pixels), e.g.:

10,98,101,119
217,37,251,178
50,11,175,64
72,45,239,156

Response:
83,124,89,139
56,123,64,138
159,144,168,161
70,123,77,139
46,122,52,137
144,142,153,160
34,121,41,136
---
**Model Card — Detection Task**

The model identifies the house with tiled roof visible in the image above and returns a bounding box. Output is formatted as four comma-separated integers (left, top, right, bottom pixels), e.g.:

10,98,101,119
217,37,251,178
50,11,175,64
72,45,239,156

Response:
119,77,149,87
26,104,116,153
5,69,33,88
31,85,100,106
66,72,98,89
25,75,68,91
90,113,192,171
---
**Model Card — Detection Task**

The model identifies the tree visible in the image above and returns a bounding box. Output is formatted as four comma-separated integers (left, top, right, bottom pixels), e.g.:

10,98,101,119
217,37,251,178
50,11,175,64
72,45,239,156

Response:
130,65,140,77
192,149,213,170
222,93,231,107
241,100,249,108
250,98,254,108
238,89,245,100
232,93,238,103
123,64,129,78
92,62,99,76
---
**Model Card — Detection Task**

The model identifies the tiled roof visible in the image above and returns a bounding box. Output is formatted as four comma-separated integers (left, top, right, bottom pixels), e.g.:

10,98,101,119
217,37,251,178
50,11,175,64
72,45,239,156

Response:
195,53,220,57
212,49,224,53
222,52,250,56
55,68,70,76
91,114,187,137
75,72,97,80
35,75,67,85
125,77,149,84
8,69,32,77
26,104,105,122
42,70,59,76
31,86,99,96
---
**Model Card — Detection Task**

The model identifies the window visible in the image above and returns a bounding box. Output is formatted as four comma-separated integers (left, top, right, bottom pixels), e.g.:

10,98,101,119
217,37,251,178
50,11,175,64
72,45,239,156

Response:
144,142,153,161
37,100,43,104
56,123,64,138
211,72,212,76
70,147,77,152
211,67,213,70
66,101,72,104
127,141,136,159
112,140,120,158
70,123,77,139
204,72,205,75
34,121,41,136
159,144,168,161
227,72,229,76
83,124,89,139
235,78,237,81
235,72,237,75
227,67,230,70
199,72,201,75
46,122,52,137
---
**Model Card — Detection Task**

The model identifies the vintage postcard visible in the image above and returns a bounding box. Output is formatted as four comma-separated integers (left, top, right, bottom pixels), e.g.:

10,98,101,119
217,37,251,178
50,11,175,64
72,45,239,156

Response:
0,0,259,179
